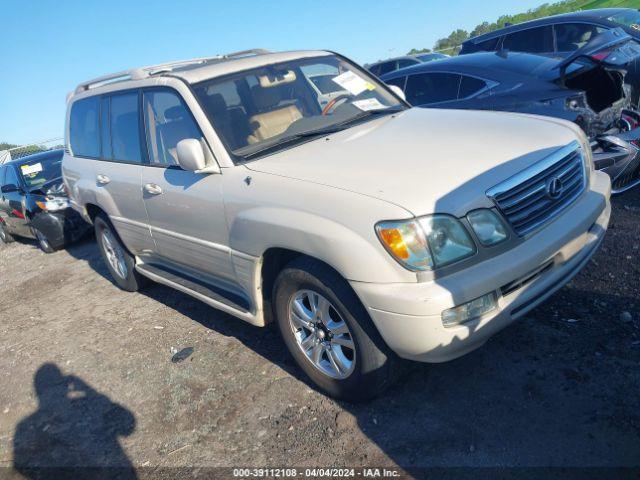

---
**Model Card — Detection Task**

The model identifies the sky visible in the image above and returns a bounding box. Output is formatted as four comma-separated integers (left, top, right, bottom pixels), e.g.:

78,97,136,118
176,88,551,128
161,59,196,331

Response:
0,0,544,145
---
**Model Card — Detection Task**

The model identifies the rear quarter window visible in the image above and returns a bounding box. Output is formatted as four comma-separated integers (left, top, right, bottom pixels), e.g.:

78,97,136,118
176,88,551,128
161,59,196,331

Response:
69,97,100,158
503,26,554,53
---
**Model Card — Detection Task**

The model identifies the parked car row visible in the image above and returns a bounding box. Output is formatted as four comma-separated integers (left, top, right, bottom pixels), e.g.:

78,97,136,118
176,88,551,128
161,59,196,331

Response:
2,9,630,401
370,9,640,194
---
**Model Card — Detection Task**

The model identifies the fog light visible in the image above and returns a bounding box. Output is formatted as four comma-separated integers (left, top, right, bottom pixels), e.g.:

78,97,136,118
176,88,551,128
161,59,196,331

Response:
441,292,498,327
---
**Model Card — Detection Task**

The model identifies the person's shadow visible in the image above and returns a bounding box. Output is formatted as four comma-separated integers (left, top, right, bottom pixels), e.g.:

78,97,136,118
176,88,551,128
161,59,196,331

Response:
13,363,137,480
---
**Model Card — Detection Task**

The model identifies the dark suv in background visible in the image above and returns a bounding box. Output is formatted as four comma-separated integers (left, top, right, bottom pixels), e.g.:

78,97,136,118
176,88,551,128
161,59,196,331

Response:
0,149,90,252
460,8,640,107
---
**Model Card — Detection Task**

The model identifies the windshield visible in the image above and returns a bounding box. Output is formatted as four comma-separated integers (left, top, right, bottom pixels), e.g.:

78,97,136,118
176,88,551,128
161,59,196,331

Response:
192,54,405,160
608,11,640,30
16,153,63,189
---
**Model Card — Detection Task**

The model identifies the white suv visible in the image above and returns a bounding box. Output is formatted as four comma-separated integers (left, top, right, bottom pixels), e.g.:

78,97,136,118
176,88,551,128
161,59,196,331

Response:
63,49,611,401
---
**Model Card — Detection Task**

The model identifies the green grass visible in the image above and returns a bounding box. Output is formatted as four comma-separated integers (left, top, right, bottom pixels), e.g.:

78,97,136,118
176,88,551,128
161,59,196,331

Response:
579,0,640,8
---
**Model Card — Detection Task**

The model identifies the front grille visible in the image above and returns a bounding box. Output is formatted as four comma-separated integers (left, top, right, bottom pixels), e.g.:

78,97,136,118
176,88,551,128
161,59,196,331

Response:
487,141,586,236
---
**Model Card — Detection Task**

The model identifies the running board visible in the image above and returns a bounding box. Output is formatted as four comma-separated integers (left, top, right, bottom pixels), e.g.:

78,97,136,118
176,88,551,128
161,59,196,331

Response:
135,263,257,321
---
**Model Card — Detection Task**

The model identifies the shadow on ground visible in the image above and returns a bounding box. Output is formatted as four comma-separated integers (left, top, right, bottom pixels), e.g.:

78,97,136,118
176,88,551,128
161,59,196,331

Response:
13,364,137,480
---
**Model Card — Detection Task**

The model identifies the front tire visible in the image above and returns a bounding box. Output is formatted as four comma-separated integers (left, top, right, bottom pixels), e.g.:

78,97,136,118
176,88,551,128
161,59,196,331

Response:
273,257,399,402
0,223,14,244
94,214,146,292
32,228,57,254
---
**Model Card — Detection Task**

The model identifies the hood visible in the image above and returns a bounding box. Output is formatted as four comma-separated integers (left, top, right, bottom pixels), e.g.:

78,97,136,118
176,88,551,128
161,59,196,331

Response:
246,108,580,217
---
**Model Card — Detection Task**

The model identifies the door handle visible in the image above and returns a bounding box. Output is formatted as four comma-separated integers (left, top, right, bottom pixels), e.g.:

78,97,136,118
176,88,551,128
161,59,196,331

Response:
96,174,111,185
144,183,163,195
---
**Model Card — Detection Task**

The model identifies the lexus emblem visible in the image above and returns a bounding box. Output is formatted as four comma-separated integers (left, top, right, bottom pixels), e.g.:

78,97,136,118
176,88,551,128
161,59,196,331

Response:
546,177,564,200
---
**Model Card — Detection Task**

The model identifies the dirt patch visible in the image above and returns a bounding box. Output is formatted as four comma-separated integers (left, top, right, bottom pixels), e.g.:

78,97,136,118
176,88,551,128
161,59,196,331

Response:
0,189,639,472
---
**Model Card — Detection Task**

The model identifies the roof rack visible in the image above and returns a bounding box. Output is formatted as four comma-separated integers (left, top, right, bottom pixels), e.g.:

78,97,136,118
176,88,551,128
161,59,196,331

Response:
74,48,270,94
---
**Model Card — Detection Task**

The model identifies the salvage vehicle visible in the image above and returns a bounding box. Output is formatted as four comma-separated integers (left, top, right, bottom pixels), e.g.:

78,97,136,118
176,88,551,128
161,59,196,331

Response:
0,149,90,252
459,8,640,107
382,28,640,193
64,49,611,401
366,53,449,77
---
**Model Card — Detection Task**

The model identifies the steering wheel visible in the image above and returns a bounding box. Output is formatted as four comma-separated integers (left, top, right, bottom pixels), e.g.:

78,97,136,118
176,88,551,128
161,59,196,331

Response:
322,94,352,116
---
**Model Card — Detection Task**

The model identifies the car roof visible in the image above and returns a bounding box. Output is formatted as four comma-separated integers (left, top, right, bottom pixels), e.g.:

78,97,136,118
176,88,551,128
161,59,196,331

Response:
380,51,562,82
71,49,331,99
8,149,64,166
464,8,632,45
367,55,427,67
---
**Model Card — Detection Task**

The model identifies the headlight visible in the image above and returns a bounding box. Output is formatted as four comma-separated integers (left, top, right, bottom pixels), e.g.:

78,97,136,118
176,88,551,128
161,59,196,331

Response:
376,215,476,271
36,197,70,212
467,209,509,246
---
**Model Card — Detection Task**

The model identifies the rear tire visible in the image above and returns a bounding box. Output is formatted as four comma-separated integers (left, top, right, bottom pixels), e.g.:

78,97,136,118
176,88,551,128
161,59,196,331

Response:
94,214,147,292
0,223,14,244
273,257,400,402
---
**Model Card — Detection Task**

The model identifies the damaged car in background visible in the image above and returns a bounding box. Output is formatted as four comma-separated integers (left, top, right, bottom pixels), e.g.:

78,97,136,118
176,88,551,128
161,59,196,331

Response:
382,28,640,193
0,149,90,252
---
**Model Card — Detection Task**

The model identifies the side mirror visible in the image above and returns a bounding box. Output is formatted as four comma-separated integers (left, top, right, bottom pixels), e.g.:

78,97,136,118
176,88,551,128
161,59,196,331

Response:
1,184,19,194
176,139,219,174
389,85,407,102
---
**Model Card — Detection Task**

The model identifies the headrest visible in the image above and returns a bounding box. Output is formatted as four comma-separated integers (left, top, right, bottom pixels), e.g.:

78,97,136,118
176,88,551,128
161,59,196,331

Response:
164,106,185,121
250,85,281,110
206,93,228,113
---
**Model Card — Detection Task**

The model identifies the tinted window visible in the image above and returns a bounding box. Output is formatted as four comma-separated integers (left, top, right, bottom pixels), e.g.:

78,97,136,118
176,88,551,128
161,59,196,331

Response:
459,76,487,98
477,37,501,51
503,26,553,53
397,58,419,69
110,93,142,163
143,90,203,166
368,64,382,76
378,61,398,75
4,166,19,188
69,97,100,158
405,73,461,105
385,76,407,90
555,23,605,51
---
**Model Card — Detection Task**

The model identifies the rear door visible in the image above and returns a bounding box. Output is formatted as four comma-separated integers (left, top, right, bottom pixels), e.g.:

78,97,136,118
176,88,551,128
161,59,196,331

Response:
139,88,234,282
69,93,153,255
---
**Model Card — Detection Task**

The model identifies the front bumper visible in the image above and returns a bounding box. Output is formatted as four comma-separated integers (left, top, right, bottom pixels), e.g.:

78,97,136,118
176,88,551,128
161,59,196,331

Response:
350,171,611,363
30,208,91,249
593,127,640,193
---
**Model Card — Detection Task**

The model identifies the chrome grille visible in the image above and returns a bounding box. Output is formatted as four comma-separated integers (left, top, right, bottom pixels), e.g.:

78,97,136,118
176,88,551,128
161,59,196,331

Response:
487,141,586,236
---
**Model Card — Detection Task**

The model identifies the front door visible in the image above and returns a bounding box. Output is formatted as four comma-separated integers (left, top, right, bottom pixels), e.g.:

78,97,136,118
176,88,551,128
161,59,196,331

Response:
0,165,30,237
140,88,234,282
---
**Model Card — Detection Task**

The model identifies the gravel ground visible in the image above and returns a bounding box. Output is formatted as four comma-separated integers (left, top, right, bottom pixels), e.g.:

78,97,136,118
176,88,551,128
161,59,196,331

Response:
0,188,638,477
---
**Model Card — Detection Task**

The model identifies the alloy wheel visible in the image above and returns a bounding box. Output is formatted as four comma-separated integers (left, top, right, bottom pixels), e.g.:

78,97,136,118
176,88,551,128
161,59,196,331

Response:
100,228,127,279
288,289,356,379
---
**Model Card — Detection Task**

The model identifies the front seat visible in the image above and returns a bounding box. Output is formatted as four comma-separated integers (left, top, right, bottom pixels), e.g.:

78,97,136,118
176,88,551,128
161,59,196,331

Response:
247,86,302,144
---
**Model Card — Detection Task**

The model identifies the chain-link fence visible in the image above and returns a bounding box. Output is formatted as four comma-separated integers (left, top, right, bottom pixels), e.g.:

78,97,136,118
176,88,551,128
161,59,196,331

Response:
0,137,64,164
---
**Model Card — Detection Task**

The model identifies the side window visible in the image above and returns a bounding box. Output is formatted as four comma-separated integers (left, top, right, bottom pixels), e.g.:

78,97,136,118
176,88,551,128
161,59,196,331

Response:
110,93,142,163
69,97,100,158
397,59,418,69
405,73,461,105
385,76,407,91
459,75,487,98
143,90,203,166
503,26,554,53
378,61,397,75
368,64,381,76
555,23,605,52
5,166,19,188
479,37,501,52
